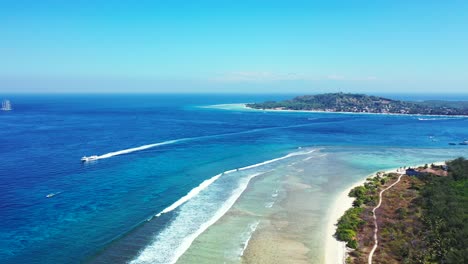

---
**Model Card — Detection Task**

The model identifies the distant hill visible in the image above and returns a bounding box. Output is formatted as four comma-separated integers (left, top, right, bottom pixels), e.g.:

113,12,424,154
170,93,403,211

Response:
246,93,468,115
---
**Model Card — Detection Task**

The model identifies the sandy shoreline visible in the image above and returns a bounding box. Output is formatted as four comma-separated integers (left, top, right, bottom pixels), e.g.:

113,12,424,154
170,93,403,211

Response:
171,145,460,264
208,103,468,118
243,104,468,118
325,161,446,264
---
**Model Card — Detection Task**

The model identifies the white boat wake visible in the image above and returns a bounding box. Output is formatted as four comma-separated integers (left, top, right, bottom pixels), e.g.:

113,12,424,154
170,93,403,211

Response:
96,139,182,160
81,124,318,161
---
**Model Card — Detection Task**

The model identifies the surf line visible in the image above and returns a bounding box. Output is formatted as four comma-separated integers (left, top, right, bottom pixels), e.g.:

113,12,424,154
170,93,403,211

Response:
152,148,317,218
131,149,317,264
131,170,269,264
82,124,318,161
240,221,260,257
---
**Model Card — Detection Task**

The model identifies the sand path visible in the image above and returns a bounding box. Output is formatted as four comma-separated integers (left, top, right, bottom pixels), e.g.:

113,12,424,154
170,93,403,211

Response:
368,172,404,264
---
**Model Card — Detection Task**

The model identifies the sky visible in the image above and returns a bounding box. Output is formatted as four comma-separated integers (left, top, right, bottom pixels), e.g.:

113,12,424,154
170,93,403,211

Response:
1,0,468,93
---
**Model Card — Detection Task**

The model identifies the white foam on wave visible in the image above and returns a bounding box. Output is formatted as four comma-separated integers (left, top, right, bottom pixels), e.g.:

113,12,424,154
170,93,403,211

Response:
418,117,464,121
130,171,266,264
154,173,221,217
272,190,278,198
151,150,309,218
240,221,260,257
130,149,317,264
239,149,316,171
265,189,279,208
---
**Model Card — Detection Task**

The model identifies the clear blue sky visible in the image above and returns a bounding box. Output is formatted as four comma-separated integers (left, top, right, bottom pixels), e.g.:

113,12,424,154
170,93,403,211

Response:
1,0,467,93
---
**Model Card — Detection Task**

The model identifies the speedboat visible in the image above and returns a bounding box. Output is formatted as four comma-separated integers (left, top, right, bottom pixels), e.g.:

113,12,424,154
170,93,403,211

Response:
46,191,62,198
81,155,98,162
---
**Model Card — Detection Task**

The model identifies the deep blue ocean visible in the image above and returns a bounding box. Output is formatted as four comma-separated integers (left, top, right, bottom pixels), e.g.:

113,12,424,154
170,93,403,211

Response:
0,94,467,263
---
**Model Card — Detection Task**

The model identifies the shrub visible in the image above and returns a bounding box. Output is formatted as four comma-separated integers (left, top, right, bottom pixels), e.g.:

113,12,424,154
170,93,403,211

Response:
396,207,407,220
347,239,358,249
336,229,356,241
353,199,363,207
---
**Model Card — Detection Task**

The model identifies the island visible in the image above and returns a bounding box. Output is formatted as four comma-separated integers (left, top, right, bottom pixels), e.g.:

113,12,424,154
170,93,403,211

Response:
335,158,468,263
246,93,468,115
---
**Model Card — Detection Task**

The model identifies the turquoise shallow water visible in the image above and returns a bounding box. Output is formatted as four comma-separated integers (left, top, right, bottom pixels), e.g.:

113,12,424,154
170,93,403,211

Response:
173,147,467,264
0,94,467,263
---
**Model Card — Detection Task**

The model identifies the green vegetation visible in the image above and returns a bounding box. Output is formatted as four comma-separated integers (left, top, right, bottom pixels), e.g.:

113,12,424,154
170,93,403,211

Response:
247,93,468,115
349,173,398,208
335,207,364,249
335,173,395,249
335,158,468,263
417,157,468,263
417,100,468,109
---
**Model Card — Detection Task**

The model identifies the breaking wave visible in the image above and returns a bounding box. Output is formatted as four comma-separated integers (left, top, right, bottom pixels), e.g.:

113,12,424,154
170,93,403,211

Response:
239,221,260,257
130,149,316,264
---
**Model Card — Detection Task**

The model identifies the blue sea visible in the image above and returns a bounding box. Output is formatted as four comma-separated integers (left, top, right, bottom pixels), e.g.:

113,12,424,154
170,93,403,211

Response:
0,94,467,264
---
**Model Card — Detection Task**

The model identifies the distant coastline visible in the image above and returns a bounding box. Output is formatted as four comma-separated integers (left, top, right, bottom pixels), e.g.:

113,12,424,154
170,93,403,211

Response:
219,103,468,118
245,93,468,116
242,103,468,118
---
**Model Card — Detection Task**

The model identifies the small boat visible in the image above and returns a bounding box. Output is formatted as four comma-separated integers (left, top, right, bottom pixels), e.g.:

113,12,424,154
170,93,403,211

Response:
459,141,468,145
1,100,12,111
448,143,457,146
46,191,62,198
81,155,98,162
